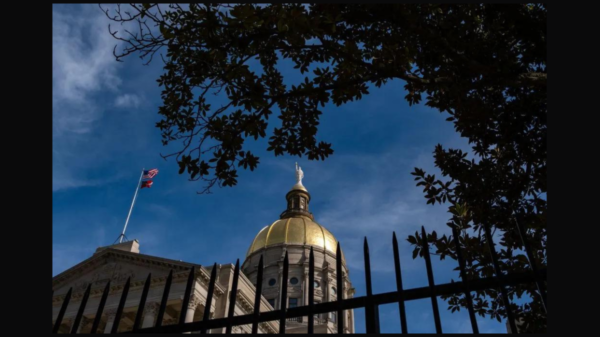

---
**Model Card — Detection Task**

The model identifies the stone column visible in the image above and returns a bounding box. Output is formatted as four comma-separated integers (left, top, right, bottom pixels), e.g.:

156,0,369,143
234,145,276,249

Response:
349,309,355,333
183,294,200,334
142,302,160,328
185,294,201,322
326,277,333,324
103,308,118,334
303,268,309,306
277,267,283,309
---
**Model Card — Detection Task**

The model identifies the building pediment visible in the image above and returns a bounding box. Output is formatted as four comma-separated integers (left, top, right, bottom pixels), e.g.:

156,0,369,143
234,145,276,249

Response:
52,247,204,297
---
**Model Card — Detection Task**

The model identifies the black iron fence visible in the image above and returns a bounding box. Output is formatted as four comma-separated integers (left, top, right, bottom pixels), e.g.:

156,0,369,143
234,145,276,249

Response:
52,224,547,334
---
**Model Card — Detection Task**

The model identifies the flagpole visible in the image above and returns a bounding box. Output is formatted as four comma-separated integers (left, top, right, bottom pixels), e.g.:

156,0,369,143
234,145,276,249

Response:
119,168,144,243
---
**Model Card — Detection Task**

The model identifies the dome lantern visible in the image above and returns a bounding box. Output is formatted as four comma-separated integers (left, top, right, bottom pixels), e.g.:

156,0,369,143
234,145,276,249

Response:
280,162,313,220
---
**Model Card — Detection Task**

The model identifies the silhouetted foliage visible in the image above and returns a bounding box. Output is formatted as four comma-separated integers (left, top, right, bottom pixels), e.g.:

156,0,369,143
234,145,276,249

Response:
103,4,546,332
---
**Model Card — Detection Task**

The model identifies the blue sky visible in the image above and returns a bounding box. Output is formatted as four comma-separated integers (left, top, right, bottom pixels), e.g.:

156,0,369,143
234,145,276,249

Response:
53,4,508,333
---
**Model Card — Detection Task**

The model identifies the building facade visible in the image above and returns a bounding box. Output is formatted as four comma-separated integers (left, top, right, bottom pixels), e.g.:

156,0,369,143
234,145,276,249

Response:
52,165,354,333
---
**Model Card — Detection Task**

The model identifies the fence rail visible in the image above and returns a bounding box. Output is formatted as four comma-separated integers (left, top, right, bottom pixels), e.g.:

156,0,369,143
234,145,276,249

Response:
52,224,547,334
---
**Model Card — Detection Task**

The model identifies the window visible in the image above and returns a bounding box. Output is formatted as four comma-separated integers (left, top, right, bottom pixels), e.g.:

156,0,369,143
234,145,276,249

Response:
331,287,337,295
267,298,275,308
290,277,299,285
289,298,298,308
330,312,337,323
313,280,320,288
268,278,276,286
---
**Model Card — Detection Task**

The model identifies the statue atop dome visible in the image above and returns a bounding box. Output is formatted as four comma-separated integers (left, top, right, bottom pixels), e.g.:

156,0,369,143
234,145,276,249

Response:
289,162,308,194
295,162,304,185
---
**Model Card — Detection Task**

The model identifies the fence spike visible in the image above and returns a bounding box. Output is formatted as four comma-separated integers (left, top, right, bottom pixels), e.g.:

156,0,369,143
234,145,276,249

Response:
251,255,264,334
200,263,218,334
421,226,443,333
179,266,196,327
393,231,408,334
110,277,131,333
70,283,92,333
363,237,379,333
279,251,289,333
91,281,111,333
226,259,241,333
52,287,72,333
452,227,479,334
133,273,152,331
155,269,173,328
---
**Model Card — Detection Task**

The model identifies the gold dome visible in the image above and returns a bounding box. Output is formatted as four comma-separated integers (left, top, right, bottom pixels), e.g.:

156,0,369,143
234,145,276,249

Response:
246,215,342,259
246,163,344,261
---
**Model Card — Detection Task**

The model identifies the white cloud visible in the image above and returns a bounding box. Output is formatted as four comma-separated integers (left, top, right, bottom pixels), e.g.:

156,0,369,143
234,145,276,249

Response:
52,5,122,136
115,93,142,108
52,5,142,192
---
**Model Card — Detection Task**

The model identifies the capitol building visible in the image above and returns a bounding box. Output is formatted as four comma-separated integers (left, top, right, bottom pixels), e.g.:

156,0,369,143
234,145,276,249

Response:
52,165,356,333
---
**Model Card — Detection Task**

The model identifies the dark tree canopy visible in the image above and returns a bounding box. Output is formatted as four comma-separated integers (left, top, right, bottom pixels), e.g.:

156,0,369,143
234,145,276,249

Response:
103,3,546,332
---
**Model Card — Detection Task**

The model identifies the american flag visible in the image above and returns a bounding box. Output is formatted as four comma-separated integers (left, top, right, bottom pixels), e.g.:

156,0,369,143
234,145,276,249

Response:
143,168,158,179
